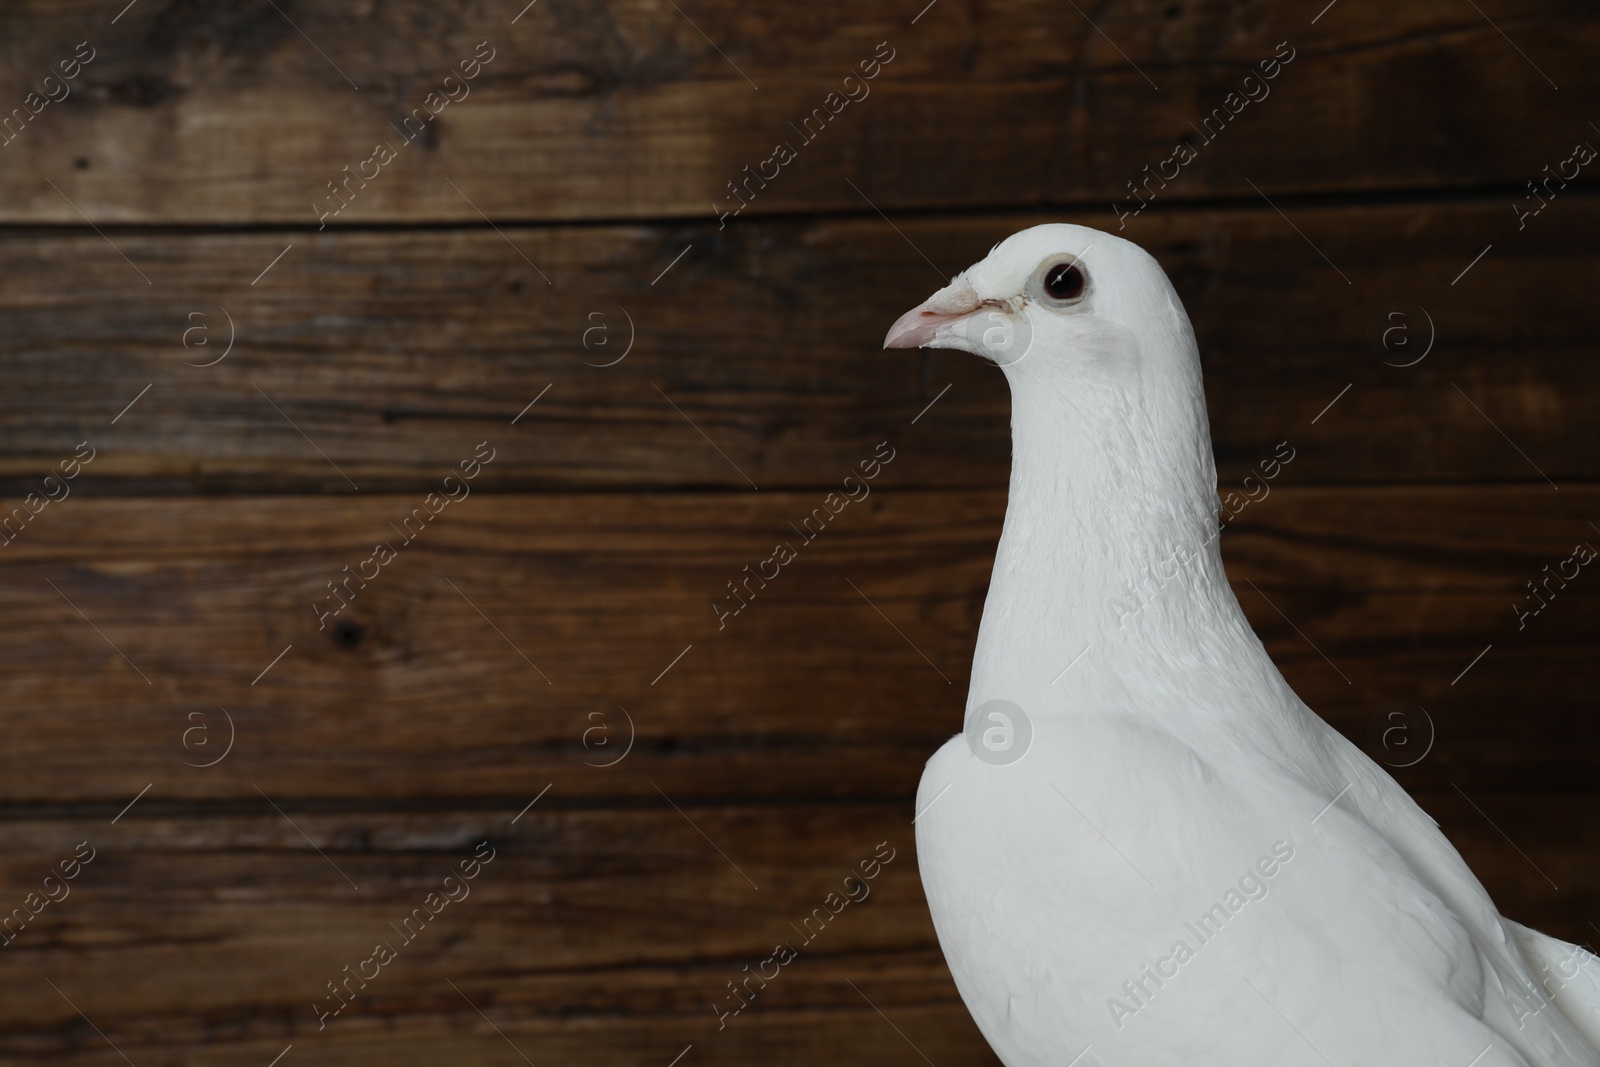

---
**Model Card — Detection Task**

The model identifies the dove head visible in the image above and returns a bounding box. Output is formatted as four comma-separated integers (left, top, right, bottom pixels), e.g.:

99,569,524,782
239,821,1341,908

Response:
883,224,1212,481
883,223,1197,387
883,223,1211,477
885,224,1232,682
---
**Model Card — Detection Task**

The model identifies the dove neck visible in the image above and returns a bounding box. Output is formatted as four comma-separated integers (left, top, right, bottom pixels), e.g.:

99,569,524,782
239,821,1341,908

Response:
970,376,1249,705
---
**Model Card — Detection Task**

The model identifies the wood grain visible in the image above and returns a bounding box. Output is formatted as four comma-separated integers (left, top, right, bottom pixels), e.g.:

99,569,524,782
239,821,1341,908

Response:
0,805,993,1066
0,1,1594,223
0,792,1591,1064
0,199,1596,493
0,793,1593,1062
0,4,1594,1061
0,486,1591,809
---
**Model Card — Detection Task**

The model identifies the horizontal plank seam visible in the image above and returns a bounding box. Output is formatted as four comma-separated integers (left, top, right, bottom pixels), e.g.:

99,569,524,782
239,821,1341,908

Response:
0,786,1591,822
0,181,1597,236
2,480,1597,499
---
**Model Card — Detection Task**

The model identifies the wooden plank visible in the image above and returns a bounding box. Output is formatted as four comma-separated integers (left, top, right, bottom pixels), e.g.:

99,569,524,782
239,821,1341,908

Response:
1417,790,1600,942
0,793,1591,1064
0,486,1593,806
0,2,1594,222
1226,487,1600,793
0,805,994,1065
0,199,1596,491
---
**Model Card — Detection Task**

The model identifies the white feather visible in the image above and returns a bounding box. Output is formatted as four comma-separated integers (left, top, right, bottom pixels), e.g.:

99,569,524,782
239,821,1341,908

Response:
895,223,1600,1066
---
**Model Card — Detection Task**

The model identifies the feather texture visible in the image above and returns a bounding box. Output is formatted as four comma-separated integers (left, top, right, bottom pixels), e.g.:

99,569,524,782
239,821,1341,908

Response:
893,224,1600,1066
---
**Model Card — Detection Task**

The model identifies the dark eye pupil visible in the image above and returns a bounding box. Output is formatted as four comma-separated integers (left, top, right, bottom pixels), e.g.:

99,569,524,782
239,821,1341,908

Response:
1045,263,1084,300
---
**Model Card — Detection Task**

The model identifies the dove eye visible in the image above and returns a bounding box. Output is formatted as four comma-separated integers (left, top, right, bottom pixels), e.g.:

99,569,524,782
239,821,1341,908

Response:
1030,257,1089,308
1043,262,1085,301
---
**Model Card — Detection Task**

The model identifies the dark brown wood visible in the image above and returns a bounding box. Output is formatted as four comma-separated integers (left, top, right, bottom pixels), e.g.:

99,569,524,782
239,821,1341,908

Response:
0,487,1591,810
0,199,1596,493
0,2,1594,223
0,793,1592,1064
1421,789,1600,942
0,805,998,1065
1,4,1595,1062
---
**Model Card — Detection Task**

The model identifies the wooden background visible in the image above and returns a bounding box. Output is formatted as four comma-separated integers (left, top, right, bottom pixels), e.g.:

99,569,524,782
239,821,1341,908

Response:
0,0,1596,1063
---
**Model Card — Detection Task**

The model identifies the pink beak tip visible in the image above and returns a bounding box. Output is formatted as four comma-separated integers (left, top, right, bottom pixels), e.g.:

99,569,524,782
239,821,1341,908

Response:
882,307,973,349
883,305,933,349
882,321,923,350
883,280,982,351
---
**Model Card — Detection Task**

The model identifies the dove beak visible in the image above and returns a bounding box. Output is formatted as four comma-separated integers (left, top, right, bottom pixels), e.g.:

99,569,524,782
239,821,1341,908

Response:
883,279,983,349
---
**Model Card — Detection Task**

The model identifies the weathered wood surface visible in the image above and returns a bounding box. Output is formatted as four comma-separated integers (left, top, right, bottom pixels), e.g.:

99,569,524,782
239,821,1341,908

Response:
0,3,1594,1063
0,792,1592,1064
0,806,993,1065
0,486,1591,808
0,199,1596,492
0,1,1594,223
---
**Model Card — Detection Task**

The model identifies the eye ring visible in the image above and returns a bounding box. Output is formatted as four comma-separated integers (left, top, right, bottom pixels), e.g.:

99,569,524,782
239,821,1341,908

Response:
1030,256,1089,307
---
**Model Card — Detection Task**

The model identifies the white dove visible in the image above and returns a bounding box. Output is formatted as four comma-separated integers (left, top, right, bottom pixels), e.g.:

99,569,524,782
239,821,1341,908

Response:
884,223,1600,1067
